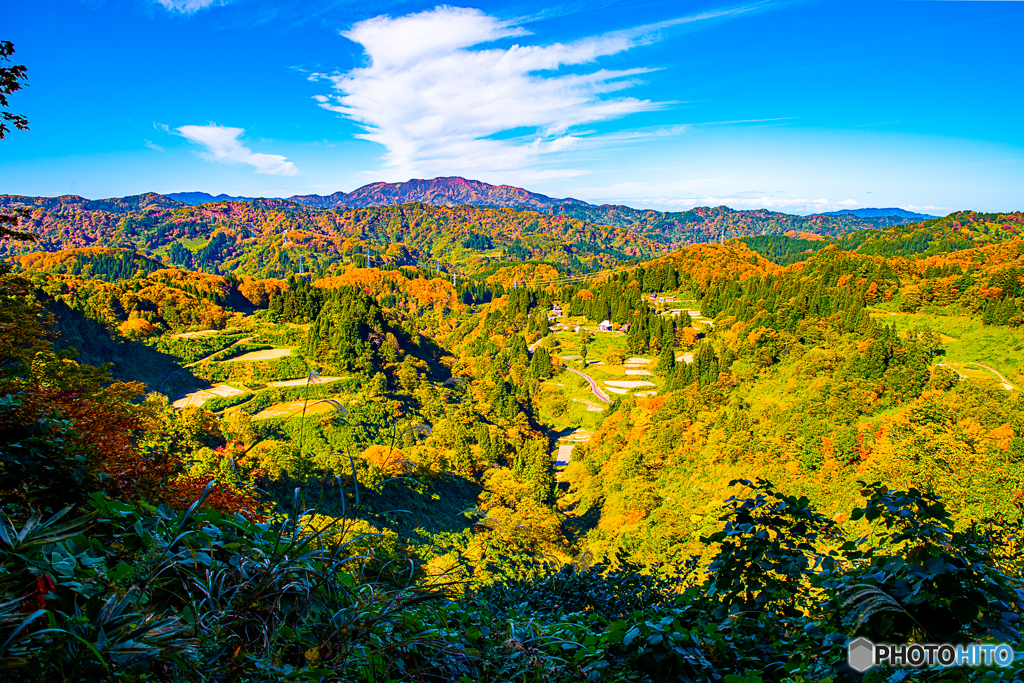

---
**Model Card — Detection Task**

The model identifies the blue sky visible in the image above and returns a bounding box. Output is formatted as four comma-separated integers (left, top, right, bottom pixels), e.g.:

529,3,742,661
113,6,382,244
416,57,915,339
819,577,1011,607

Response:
2,0,1023,214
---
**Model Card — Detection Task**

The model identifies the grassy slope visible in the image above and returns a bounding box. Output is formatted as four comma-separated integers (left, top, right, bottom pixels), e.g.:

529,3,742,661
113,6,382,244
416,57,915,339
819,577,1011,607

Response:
869,306,1024,387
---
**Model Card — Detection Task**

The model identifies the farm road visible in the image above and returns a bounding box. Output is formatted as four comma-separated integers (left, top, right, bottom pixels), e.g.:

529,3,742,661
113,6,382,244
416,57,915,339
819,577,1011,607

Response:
565,366,612,404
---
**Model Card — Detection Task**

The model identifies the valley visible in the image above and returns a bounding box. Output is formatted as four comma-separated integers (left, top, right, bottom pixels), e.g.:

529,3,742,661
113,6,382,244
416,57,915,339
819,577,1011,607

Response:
4,0,1023,676
3,192,1024,681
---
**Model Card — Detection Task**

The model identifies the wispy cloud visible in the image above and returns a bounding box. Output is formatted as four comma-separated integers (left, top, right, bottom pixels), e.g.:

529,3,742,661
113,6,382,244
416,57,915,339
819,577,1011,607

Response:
313,5,756,177
177,124,298,175
144,139,165,152
155,0,222,13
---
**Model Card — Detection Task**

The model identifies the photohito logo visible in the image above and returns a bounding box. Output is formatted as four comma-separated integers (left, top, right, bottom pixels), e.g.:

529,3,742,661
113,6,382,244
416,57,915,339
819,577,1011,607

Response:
847,637,1018,672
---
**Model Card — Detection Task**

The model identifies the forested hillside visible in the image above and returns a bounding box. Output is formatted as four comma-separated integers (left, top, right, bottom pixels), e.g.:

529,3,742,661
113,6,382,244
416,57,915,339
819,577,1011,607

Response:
0,191,980,282
4,193,1024,682
0,197,664,274
742,212,1024,266
554,203,929,238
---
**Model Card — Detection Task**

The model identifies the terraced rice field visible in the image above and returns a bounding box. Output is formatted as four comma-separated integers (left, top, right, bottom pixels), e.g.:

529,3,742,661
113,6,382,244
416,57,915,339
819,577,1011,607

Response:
571,397,604,412
623,357,654,376
172,384,245,409
269,376,342,387
225,348,291,362
253,400,340,420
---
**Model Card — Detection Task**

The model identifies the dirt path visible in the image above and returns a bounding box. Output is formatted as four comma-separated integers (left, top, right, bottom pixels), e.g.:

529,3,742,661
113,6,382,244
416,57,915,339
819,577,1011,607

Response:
965,362,1015,390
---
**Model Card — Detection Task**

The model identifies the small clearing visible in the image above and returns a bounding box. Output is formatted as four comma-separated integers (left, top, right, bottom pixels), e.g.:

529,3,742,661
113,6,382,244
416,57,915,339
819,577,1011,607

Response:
253,400,339,420
225,348,291,362
635,391,658,397
625,369,653,376
605,380,656,388
269,376,342,387
605,386,629,395
554,429,593,466
556,444,575,465
676,352,694,364
624,357,651,364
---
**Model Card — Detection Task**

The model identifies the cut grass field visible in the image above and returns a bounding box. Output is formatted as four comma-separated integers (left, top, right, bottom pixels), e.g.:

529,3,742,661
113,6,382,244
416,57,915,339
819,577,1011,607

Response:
869,308,1024,389
172,384,246,409
224,348,292,362
269,376,343,387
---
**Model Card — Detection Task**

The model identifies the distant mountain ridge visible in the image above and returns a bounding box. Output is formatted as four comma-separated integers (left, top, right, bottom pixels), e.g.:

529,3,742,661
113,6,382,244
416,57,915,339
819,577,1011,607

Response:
0,192,180,213
287,176,588,211
1,177,943,273
821,207,936,219
166,192,256,205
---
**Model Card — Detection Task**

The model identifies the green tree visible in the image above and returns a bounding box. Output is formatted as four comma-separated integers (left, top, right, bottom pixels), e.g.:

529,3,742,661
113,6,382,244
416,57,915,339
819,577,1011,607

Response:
512,439,555,504
529,346,552,379
656,341,676,377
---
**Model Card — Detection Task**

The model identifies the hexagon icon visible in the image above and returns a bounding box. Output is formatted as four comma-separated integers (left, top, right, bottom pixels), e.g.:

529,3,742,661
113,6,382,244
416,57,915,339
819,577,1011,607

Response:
848,637,875,672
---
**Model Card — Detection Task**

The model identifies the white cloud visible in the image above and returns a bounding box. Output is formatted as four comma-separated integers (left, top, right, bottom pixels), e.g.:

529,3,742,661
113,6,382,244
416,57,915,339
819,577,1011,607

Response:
837,199,859,206
144,139,165,152
156,0,221,13
177,124,298,175
314,6,699,176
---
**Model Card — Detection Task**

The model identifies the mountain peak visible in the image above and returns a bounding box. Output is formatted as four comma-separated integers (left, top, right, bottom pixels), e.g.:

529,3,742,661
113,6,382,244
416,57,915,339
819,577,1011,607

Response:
287,176,588,211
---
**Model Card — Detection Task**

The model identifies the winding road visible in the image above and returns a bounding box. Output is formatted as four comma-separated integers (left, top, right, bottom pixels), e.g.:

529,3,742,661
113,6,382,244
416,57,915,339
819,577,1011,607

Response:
565,366,612,404
527,331,611,404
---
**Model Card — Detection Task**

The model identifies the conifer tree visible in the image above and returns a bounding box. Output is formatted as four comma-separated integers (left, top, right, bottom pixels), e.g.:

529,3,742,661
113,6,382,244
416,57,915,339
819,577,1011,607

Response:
529,346,552,379
656,341,676,377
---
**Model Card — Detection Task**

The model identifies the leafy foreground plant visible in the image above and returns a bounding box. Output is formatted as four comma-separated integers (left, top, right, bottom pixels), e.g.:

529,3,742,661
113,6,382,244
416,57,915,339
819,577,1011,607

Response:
0,482,464,682
3,478,1024,682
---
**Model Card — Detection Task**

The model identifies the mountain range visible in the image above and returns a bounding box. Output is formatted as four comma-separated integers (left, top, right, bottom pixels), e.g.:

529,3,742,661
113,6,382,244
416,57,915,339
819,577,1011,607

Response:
158,176,935,222
0,177,961,279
